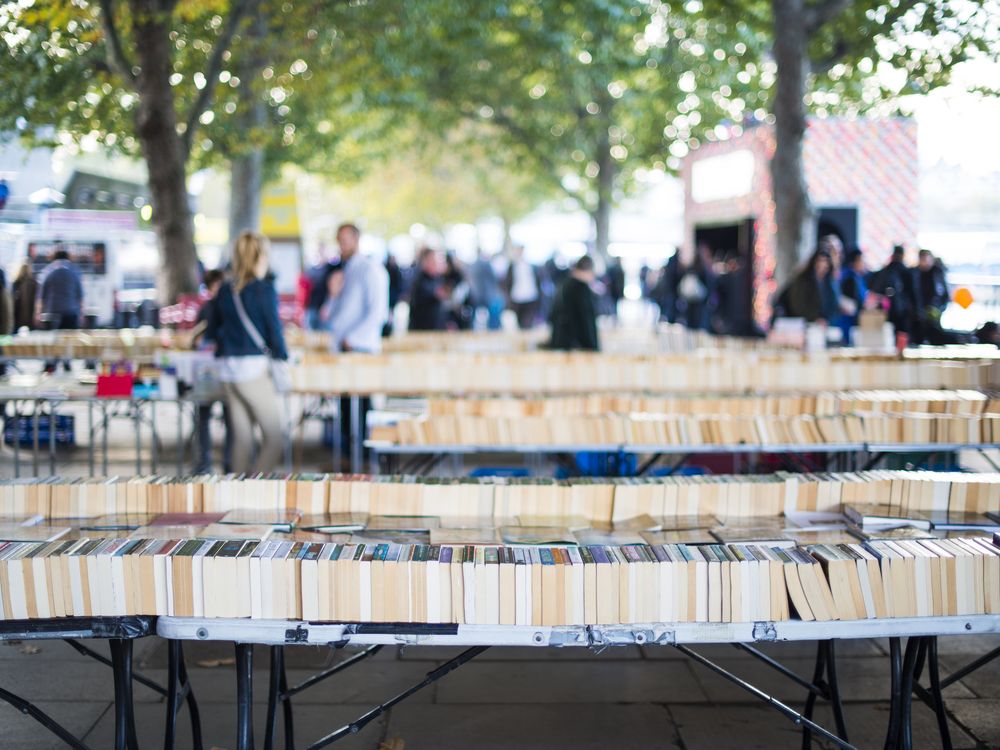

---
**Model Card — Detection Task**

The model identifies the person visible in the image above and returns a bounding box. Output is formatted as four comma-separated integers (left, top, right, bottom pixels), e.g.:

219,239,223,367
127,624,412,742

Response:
37,248,83,330
548,255,600,351
604,258,626,319
871,245,918,338
468,249,504,330
383,253,405,336
206,231,288,474
783,249,840,323
0,267,11,337
837,249,868,344
503,244,541,329
407,247,448,331
656,245,713,330
913,249,950,344
303,249,342,331
191,269,232,474
11,261,37,331
0,179,9,211
443,253,473,330
320,223,389,466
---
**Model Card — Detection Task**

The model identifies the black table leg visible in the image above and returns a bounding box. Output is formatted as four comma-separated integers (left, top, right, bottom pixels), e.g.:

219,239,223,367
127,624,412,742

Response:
801,640,827,750
264,646,283,750
899,637,922,750
825,640,849,743
925,637,952,750
165,640,181,750
236,643,255,750
884,637,903,750
110,638,139,750
178,642,204,750
0,684,92,750
280,650,294,750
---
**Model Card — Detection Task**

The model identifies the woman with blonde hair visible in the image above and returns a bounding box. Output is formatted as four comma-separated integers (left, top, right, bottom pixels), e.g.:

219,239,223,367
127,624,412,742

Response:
206,231,288,473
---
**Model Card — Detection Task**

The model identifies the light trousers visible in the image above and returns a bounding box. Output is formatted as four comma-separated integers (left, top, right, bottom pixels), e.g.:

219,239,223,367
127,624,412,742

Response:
223,374,284,474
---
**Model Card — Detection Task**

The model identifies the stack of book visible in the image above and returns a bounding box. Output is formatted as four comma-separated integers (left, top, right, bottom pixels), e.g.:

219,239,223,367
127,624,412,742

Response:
3,471,1000,523
424,390,999,419
374,412,994,448
1,534,997,623
292,352,999,395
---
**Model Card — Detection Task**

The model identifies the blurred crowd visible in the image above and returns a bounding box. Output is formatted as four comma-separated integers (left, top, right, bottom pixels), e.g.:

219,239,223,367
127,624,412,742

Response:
299,241,627,341
640,236,998,348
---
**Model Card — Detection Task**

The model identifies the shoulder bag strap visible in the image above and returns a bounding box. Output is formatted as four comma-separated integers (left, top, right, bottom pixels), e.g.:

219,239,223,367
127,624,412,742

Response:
231,283,271,356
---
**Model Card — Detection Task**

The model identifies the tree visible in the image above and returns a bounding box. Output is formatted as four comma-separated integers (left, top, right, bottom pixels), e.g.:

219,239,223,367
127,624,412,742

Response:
369,0,752,258
2,0,256,298
695,0,998,287
1,0,405,297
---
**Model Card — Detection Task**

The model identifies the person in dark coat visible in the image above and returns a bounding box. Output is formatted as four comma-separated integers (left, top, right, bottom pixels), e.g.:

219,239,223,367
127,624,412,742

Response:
548,255,599,351
871,245,919,336
11,261,37,331
407,247,448,331
914,249,952,344
784,249,840,323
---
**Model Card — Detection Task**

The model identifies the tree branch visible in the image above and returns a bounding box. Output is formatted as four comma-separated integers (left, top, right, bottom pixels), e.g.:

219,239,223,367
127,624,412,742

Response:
803,0,852,34
182,0,259,157
98,0,137,86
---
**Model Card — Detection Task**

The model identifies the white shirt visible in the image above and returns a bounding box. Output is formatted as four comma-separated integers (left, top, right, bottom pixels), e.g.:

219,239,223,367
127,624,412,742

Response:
510,260,538,303
323,253,390,353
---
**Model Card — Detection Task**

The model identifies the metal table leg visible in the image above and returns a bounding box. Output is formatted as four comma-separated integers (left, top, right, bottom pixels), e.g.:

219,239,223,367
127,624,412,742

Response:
924,637,952,750
264,646,283,750
110,638,139,750
150,399,158,474
884,637,903,750
32,398,40,477
176,400,184,477
0,684,92,750
134,400,142,476
48,401,56,475
332,397,342,473
825,640,849,743
350,395,361,474
236,643,255,750
88,399,95,477
103,401,110,477
11,400,21,479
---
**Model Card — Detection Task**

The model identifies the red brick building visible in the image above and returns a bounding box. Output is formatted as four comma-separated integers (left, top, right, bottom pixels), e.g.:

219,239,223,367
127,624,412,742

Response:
682,118,918,328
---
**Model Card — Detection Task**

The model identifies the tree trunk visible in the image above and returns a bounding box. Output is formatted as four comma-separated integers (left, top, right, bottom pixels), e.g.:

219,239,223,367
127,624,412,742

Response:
770,0,816,290
592,133,615,260
227,10,268,246
130,0,200,301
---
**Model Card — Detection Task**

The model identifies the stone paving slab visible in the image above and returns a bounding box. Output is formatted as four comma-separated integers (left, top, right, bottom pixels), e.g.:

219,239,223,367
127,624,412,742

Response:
435,659,707,704
385,703,683,750
946,697,1000,748
1,700,110,750
685,654,977,705
672,700,979,750
939,651,1000,699
85,699,379,750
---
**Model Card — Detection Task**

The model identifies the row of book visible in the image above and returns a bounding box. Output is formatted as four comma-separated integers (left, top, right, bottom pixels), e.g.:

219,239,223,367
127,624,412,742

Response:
292,352,998,394
3,471,999,524
2,534,997,623
376,412,998,448
425,390,999,418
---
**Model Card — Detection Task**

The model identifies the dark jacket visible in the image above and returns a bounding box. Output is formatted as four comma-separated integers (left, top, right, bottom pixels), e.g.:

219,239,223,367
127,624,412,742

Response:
917,264,949,315
12,275,37,330
786,270,839,323
872,260,918,332
39,260,83,316
548,276,599,351
408,272,446,331
207,280,288,360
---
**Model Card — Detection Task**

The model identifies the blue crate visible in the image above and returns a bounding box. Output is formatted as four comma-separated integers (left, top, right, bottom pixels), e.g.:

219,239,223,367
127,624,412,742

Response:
3,414,75,447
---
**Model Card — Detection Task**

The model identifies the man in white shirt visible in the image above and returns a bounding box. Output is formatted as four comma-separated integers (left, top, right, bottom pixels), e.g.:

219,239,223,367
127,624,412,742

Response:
503,244,540,329
322,223,390,353
321,223,389,467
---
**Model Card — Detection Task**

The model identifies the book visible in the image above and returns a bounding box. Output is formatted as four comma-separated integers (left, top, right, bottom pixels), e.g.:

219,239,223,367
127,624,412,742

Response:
219,509,302,531
843,504,931,530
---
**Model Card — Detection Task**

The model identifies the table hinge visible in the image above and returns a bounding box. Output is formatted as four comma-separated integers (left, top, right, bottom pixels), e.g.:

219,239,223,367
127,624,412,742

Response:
284,625,309,643
752,622,778,642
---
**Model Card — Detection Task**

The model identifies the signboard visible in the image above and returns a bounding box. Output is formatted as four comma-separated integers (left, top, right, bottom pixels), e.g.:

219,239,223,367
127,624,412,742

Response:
261,183,300,238
40,209,137,232
691,150,755,204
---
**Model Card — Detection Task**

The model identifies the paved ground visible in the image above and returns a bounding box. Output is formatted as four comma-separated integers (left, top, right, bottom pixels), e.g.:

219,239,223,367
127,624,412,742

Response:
0,634,997,749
